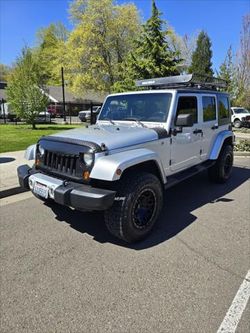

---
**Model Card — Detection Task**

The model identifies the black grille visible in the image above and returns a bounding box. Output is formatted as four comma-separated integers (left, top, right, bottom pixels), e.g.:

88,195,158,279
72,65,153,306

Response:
43,150,78,176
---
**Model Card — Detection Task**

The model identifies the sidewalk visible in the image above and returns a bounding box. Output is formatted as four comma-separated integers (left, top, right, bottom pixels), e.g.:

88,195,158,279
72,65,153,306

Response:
0,144,249,199
234,131,250,141
0,150,33,198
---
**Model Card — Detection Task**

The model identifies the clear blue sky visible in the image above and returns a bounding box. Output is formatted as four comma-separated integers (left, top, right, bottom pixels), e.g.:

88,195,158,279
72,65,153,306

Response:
0,0,249,71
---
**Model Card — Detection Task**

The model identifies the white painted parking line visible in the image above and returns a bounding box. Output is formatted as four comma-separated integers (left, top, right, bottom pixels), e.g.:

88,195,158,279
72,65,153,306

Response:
217,269,250,333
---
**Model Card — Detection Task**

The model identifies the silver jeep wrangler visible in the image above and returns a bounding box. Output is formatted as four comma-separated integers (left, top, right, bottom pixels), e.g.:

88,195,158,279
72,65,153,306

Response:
18,74,234,243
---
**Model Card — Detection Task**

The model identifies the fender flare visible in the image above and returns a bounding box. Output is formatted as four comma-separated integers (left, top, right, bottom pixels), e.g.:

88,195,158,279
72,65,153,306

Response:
90,148,166,183
209,130,234,160
24,144,36,160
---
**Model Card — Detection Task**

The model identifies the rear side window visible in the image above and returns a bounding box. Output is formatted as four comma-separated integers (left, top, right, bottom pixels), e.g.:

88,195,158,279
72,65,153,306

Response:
218,95,230,125
176,96,197,124
202,96,216,122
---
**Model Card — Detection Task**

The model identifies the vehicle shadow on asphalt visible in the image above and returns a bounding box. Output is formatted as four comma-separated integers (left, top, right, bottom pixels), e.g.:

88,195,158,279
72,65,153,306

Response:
0,157,15,164
48,166,250,250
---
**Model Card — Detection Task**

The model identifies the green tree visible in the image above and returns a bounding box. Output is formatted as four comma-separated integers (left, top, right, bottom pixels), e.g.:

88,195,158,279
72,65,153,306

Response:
35,22,69,84
188,30,213,76
218,46,238,102
234,14,250,108
65,0,140,94
219,46,233,83
169,32,199,74
6,48,48,129
0,64,11,81
113,0,181,92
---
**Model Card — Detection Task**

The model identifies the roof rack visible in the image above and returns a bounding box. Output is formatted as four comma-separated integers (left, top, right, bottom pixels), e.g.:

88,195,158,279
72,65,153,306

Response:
135,74,227,90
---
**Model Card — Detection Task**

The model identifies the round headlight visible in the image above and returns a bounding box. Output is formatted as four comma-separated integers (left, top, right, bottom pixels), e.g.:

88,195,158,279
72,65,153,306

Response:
83,153,93,166
38,145,45,156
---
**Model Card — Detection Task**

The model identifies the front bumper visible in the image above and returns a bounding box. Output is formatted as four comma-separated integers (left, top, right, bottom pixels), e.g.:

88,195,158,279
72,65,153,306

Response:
17,165,116,211
242,120,250,128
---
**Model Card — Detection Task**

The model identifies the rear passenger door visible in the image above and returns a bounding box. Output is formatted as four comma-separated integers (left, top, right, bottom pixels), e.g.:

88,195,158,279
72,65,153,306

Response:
170,94,202,172
200,94,230,160
200,94,219,160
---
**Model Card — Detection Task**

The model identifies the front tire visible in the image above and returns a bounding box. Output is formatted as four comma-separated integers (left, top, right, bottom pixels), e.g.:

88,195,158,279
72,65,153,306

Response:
104,173,163,243
208,145,233,183
234,119,241,128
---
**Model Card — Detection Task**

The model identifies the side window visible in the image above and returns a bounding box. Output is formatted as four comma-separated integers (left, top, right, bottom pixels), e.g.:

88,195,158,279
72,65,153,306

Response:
202,96,216,122
218,95,230,125
176,96,197,124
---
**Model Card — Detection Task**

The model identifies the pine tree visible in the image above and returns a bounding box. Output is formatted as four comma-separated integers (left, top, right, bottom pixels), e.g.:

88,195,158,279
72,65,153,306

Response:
218,46,237,100
219,46,233,83
113,0,181,92
188,31,213,76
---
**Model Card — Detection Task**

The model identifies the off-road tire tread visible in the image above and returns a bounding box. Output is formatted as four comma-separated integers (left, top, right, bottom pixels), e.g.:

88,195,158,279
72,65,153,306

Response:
208,145,233,183
104,172,163,243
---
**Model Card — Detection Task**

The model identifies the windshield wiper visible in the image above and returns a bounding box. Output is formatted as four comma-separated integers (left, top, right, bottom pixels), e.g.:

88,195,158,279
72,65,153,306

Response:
123,117,146,127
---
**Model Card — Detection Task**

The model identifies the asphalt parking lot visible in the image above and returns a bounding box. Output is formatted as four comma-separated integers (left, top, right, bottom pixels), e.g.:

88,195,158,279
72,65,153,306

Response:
0,157,249,333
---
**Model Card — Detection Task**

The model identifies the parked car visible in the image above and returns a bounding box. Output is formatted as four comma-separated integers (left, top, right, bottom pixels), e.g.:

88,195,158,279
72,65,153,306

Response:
78,106,101,122
18,74,234,243
35,111,51,123
47,105,64,118
231,107,250,128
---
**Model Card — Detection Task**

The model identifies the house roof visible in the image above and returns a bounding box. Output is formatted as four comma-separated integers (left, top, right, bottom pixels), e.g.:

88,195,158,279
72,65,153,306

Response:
0,84,108,104
44,86,107,104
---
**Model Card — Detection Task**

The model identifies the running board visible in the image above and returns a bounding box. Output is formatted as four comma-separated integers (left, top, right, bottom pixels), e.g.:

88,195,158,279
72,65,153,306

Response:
165,160,215,189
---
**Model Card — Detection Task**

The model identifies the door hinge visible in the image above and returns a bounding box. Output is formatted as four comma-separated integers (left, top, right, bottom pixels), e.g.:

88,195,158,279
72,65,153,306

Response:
169,159,172,166
200,149,202,155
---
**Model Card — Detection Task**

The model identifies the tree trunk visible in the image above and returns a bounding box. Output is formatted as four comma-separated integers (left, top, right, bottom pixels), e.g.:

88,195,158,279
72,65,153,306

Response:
32,121,36,130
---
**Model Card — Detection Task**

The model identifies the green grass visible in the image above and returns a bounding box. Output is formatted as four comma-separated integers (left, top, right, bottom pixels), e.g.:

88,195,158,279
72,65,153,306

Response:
0,124,84,153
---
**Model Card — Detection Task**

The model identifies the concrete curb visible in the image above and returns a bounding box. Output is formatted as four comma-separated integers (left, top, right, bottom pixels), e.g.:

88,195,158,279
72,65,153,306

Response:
0,151,248,200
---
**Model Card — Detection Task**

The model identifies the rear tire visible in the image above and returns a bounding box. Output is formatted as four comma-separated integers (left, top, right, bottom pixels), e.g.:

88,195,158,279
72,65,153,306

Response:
208,145,233,183
104,173,163,243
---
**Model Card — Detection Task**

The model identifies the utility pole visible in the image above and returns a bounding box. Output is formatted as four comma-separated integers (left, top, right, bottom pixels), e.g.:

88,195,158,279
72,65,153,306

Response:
1,98,6,124
61,67,66,122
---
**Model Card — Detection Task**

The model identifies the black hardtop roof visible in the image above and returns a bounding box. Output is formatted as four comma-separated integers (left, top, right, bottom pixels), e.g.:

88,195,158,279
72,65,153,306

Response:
171,88,228,95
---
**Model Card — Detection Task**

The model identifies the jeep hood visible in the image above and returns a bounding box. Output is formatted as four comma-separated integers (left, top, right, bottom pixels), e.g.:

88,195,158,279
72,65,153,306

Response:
49,124,159,151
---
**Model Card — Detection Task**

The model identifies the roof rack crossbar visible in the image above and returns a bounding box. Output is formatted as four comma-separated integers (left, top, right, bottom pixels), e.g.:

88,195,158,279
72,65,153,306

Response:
135,74,227,90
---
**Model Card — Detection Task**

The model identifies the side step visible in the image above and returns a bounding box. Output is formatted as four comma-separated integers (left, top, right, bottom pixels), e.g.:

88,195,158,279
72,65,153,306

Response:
165,160,215,189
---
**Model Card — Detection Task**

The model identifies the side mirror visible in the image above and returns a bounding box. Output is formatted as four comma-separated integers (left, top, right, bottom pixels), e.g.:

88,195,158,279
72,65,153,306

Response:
175,114,194,127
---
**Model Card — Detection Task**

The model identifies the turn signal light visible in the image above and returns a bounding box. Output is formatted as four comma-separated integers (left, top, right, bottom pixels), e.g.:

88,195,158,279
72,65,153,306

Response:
83,171,90,180
116,169,122,176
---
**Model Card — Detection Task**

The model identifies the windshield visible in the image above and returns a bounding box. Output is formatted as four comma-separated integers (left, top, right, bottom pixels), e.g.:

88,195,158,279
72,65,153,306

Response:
233,108,249,114
99,93,172,123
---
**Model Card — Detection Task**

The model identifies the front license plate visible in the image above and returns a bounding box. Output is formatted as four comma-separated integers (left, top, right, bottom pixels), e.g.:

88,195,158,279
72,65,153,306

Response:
33,182,49,199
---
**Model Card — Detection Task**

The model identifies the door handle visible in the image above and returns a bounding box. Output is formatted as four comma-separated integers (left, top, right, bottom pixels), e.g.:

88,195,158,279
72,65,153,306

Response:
193,129,203,135
211,125,218,130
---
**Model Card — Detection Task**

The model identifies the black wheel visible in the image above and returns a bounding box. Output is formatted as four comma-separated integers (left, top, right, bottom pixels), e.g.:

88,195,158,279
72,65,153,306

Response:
234,119,241,128
208,145,233,183
104,173,163,243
